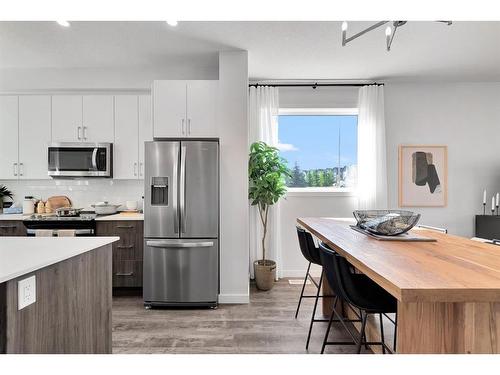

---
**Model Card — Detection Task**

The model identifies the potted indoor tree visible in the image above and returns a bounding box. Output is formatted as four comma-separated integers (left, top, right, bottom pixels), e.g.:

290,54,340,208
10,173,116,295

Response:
248,141,290,291
0,185,13,214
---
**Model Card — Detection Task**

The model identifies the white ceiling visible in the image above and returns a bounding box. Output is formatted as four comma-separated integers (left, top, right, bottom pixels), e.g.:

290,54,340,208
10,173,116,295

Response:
1,21,500,81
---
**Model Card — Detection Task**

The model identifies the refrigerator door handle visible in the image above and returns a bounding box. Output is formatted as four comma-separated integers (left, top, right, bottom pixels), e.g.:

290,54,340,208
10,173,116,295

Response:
146,240,214,248
172,147,179,233
179,145,187,233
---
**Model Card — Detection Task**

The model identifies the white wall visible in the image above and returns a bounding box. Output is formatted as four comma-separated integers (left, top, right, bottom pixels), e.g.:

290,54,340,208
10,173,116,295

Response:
385,82,500,237
0,65,218,91
218,51,250,303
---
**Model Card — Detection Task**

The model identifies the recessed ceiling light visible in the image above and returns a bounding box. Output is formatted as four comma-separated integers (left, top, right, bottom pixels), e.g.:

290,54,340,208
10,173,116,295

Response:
166,20,178,27
56,20,70,27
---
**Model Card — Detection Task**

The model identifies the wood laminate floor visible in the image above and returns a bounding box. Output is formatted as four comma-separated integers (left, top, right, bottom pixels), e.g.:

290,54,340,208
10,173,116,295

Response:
112,279,373,354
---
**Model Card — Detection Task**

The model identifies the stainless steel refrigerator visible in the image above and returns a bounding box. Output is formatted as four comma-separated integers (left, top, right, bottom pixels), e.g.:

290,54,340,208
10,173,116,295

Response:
143,140,219,308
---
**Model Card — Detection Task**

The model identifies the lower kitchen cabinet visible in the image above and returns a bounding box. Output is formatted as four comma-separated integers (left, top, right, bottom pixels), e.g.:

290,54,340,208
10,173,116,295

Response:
0,221,27,236
95,220,143,288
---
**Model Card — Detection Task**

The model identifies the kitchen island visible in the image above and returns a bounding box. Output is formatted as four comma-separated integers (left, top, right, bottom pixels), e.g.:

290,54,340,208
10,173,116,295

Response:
298,217,500,354
0,236,118,354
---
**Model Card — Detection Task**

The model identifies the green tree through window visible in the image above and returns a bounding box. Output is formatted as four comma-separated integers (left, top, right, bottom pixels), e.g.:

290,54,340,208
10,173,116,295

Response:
277,113,358,188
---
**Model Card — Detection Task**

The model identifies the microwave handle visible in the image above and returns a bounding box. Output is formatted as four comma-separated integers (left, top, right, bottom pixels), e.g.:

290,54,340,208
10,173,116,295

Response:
92,148,98,170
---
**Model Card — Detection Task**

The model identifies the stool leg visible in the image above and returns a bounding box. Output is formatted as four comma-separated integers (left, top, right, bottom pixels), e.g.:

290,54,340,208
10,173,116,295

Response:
320,296,338,354
393,313,398,353
306,269,323,350
379,313,386,354
356,311,368,354
295,262,311,319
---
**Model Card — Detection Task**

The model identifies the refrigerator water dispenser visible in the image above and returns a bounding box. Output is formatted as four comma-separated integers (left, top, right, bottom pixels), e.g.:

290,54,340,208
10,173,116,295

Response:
151,177,168,205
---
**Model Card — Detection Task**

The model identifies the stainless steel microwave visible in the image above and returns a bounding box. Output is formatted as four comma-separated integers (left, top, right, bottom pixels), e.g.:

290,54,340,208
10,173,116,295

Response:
48,142,113,178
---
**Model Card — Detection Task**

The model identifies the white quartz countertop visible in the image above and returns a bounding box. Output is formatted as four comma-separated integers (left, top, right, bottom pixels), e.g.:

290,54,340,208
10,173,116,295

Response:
0,213,143,221
0,236,119,283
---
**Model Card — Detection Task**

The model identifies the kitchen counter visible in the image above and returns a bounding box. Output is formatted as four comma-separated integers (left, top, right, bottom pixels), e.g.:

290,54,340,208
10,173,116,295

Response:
0,212,143,221
95,212,144,221
0,236,118,283
0,236,117,353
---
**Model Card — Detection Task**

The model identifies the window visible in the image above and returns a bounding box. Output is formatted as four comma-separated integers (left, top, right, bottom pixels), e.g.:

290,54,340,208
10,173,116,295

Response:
278,108,358,190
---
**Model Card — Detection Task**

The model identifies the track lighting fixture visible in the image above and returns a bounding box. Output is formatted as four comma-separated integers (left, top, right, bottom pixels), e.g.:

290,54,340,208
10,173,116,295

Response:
341,21,452,51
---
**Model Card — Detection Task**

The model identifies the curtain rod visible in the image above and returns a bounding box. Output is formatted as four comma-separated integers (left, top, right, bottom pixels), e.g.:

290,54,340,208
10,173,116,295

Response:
248,82,383,88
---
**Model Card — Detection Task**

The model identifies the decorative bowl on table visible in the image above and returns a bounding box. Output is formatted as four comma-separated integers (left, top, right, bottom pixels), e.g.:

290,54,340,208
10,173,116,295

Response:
353,210,421,236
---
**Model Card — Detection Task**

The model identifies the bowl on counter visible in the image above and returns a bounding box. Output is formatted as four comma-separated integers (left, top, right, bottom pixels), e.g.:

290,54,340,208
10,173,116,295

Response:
92,202,122,215
353,210,421,236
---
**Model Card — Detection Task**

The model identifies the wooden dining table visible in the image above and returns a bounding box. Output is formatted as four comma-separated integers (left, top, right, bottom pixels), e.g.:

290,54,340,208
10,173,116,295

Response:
297,217,500,354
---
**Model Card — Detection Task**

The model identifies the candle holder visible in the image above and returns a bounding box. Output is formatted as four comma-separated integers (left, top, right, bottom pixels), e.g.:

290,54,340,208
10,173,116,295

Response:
484,203,486,215
492,208,496,216
497,205,499,216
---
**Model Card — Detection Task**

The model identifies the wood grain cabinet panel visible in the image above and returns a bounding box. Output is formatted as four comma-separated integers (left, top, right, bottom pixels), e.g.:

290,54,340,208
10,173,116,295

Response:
95,220,143,287
0,221,27,236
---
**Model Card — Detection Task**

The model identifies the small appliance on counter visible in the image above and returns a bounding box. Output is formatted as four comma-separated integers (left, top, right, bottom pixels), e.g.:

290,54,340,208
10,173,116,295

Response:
92,201,121,215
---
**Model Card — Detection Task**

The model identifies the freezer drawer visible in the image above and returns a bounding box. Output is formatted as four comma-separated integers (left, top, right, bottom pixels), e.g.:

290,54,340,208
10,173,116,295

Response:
143,238,218,306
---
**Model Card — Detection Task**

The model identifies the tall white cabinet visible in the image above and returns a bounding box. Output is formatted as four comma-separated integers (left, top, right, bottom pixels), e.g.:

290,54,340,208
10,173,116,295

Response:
0,96,19,179
18,96,51,179
153,80,217,138
0,95,51,180
52,95,114,143
114,95,152,179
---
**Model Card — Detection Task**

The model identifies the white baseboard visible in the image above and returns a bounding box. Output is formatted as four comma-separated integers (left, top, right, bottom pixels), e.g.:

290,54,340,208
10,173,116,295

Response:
218,293,250,304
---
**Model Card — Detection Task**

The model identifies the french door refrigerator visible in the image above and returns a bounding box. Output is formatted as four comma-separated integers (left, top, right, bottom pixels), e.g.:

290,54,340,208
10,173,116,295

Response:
143,140,219,308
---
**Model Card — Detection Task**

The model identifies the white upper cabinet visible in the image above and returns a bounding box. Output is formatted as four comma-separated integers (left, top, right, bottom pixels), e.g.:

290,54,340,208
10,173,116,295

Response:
153,80,218,138
18,96,51,180
0,96,19,179
52,95,114,143
186,80,218,137
51,95,82,142
138,95,152,179
82,95,114,143
114,95,139,179
114,94,152,180
153,80,187,137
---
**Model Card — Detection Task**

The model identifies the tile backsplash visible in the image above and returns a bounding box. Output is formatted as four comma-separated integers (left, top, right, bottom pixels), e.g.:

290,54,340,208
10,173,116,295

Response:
2,179,144,210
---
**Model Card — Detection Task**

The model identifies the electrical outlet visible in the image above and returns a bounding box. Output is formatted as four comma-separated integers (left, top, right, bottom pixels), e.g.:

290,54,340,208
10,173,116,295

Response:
18,275,36,310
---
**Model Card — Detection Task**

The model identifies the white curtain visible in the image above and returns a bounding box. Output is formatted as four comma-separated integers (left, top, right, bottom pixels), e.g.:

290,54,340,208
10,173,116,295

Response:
357,85,388,210
248,86,282,279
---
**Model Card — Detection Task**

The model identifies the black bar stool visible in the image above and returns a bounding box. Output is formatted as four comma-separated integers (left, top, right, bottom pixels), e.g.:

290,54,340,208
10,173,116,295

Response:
296,227,333,349
318,242,397,354
295,227,322,317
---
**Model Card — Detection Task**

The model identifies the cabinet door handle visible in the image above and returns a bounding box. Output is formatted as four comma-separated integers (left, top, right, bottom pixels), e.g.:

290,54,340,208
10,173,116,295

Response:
13,163,17,176
187,118,191,135
181,118,185,135
116,225,134,229
134,162,137,176
77,126,82,140
82,126,87,140
19,163,24,176
115,272,134,276
117,245,133,249
139,162,143,177
0,225,17,229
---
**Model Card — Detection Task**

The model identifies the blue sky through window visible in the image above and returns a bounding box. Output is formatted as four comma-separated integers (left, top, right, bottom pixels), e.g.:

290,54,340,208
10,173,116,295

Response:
278,115,358,187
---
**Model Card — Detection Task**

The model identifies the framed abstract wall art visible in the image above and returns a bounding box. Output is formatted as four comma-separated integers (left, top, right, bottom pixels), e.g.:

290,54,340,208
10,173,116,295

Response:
399,145,447,207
